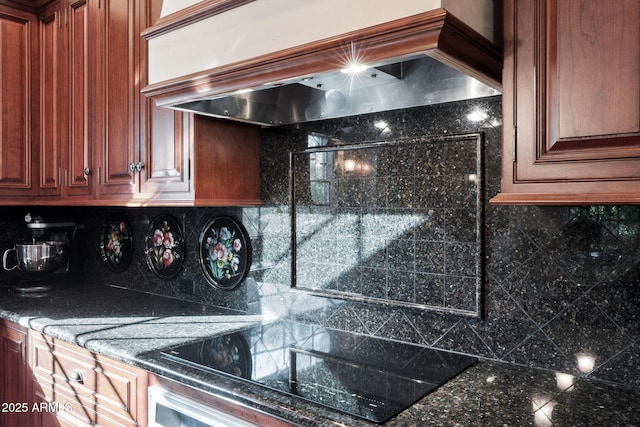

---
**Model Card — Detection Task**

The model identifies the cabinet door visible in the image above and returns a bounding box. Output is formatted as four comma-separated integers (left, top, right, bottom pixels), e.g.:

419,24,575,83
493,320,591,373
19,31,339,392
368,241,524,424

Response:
139,106,193,198
0,6,37,197
93,0,139,198
64,0,94,198
38,2,63,197
493,0,640,204
0,320,31,427
138,0,192,199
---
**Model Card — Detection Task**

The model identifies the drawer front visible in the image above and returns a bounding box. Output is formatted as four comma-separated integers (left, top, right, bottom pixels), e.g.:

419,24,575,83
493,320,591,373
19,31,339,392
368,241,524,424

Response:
33,382,136,427
29,332,145,427
32,389,92,427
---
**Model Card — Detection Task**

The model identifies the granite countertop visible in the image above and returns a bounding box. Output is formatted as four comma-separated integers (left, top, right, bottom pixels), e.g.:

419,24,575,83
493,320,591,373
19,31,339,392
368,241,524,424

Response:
1,285,639,426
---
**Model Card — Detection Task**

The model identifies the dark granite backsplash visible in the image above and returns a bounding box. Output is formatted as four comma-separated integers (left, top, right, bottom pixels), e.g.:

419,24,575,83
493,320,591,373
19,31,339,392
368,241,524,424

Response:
1,95,639,390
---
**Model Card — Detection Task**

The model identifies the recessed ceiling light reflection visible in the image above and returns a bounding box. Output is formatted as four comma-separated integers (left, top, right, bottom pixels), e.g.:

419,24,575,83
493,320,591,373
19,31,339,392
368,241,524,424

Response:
532,394,556,427
374,120,388,129
576,353,596,373
555,372,576,391
466,109,488,122
344,159,356,172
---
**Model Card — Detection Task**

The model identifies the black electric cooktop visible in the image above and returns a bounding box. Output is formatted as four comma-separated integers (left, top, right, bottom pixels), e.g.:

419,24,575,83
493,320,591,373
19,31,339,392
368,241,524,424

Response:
161,321,476,424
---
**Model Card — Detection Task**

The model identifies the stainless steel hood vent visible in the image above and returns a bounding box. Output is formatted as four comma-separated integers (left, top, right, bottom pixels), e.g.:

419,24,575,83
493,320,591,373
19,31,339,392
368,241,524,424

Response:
172,56,498,126
143,6,502,127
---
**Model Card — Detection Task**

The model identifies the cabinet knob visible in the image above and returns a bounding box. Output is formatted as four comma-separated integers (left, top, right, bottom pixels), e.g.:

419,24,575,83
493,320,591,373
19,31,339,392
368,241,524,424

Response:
83,167,91,176
128,162,145,172
69,370,83,383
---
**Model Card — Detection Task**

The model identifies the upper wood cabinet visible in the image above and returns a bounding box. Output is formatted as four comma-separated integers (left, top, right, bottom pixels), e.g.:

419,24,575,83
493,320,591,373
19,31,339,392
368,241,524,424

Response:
0,5,37,197
137,0,193,202
1,0,262,206
39,0,132,202
93,0,139,200
193,115,260,206
491,0,640,205
39,0,93,199
38,1,63,197
65,0,93,198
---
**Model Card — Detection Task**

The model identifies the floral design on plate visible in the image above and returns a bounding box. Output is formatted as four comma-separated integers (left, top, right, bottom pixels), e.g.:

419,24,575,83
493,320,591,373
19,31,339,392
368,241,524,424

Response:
202,333,252,379
101,218,133,272
144,214,184,279
199,216,251,289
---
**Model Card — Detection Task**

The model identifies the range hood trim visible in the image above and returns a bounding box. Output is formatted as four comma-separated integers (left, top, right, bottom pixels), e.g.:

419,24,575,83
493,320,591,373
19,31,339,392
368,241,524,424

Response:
142,8,502,118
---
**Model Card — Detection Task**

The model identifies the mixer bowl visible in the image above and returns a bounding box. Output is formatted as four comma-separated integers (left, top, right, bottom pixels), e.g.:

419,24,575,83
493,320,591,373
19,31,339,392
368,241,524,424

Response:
4,241,68,273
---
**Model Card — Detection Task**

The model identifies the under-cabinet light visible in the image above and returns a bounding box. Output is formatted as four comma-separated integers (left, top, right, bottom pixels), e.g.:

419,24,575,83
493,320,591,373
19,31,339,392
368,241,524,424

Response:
341,63,369,74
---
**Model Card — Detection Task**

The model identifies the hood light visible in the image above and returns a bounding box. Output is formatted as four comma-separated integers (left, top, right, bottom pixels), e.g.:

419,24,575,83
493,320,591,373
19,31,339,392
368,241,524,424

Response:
341,63,369,74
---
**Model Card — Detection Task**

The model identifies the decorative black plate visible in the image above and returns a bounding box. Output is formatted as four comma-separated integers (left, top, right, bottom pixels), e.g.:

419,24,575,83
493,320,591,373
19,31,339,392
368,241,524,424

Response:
199,216,251,289
201,333,252,379
144,214,184,280
100,218,133,273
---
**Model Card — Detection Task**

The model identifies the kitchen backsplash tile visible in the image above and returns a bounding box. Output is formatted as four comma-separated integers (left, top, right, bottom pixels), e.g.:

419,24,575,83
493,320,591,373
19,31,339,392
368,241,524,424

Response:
289,133,483,315
1,95,639,389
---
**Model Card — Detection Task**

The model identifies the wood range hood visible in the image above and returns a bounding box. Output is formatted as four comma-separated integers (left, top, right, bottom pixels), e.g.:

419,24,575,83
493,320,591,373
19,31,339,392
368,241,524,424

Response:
142,0,502,127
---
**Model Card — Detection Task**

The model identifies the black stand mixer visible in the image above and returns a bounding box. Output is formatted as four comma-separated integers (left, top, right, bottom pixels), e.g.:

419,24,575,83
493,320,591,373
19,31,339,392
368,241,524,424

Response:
3,213,84,293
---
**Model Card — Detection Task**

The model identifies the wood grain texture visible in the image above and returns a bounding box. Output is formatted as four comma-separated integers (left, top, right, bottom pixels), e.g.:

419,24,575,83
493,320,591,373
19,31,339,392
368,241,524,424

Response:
492,0,640,205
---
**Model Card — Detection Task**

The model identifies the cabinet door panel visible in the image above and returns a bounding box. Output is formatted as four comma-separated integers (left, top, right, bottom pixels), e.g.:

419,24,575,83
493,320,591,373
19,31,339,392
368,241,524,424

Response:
95,0,137,197
0,7,36,196
517,0,640,175
138,0,192,199
66,0,93,197
493,0,640,204
140,107,191,195
39,5,62,196
554,1,639,141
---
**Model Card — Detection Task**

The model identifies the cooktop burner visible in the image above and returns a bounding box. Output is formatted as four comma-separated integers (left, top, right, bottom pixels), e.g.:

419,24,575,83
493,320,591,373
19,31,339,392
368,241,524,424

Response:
161,321,476,424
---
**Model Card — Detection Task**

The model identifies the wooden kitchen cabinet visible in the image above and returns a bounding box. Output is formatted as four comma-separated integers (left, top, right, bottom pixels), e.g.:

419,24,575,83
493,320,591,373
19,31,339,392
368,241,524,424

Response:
1,0,260,206
38,1,62,197
29,331,148,427
92,0,140,200
491,0,640,205
0,320,31,427
193,115,261,206
0,4,38,198
1,0,262,207
136,0,193,202
38,0,193,204
37,0,136,202
38,0,93,199
137,0,261,206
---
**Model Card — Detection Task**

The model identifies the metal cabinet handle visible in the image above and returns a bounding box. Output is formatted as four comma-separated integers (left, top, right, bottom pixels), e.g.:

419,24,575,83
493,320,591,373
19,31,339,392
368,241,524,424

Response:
83,167,91,176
